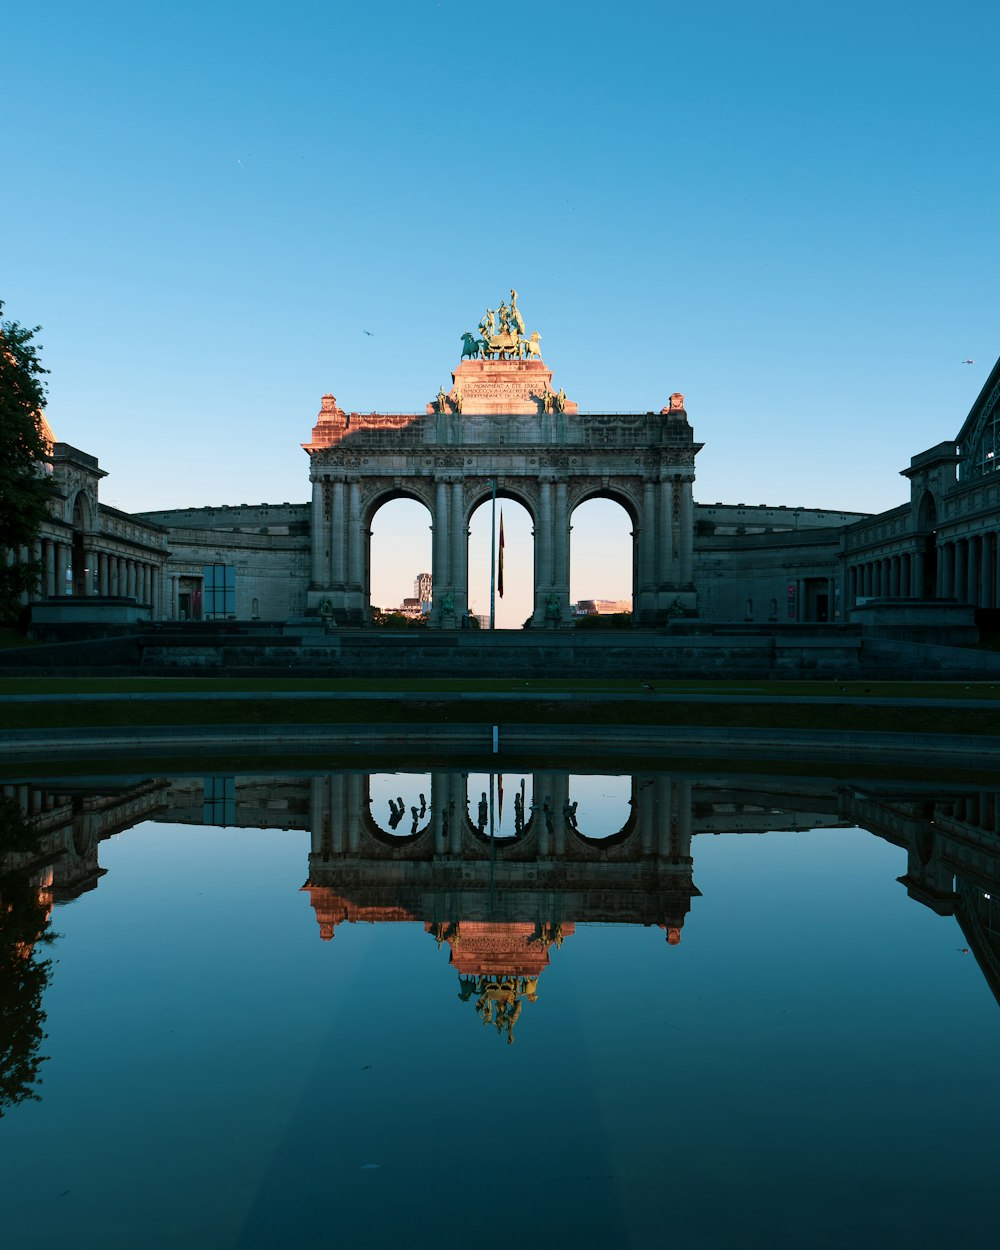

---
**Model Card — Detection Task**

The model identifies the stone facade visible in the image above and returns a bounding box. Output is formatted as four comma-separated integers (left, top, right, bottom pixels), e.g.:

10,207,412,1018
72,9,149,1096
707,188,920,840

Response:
135,503,310,621
843,356,1000,618
304,367,700,626
30,443,170,618
18,337,1000,637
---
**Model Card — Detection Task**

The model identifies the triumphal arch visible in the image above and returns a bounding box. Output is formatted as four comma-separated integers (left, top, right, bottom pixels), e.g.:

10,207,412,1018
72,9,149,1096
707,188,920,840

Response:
303,291,701,626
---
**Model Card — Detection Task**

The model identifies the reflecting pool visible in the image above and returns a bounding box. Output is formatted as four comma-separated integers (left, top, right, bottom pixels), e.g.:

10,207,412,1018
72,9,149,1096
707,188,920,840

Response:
2,767,999,1249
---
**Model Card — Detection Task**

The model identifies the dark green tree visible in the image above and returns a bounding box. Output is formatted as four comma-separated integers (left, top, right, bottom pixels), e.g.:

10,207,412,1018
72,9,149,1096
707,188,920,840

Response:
0,302,54,624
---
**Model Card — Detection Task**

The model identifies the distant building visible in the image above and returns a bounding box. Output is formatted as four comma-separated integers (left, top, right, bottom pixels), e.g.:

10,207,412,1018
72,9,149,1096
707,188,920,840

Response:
415,572,432,607
573,598,632,616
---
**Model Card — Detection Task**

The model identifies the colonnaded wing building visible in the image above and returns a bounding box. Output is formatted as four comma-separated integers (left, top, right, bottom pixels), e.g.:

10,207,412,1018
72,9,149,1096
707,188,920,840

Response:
23,291,1000,657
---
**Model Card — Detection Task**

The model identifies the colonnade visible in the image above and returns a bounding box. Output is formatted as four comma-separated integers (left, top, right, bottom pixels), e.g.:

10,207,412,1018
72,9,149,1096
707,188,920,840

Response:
309,471,697,626
307,771,694,863
30,535,163,612
847,530,1000,608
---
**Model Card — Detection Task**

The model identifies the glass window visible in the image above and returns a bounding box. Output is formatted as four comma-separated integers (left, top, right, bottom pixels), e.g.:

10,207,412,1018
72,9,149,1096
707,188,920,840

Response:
203,564,235,618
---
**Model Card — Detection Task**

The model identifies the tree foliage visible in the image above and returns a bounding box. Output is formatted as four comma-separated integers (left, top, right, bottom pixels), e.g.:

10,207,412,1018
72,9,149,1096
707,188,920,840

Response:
0,797,54,1116
0,302,54,623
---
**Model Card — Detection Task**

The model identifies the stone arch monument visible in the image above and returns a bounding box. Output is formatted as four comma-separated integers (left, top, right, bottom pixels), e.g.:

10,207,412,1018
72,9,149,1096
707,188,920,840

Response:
303,294,701,626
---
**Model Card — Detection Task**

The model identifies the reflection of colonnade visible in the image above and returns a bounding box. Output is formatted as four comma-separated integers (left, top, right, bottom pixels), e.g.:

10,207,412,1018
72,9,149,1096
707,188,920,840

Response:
304,386,700,627
5,770,1000,1007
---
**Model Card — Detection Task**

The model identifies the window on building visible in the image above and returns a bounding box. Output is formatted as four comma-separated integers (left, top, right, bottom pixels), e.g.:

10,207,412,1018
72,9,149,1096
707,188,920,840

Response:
203,776,235,826
203,564,235,618
959,395,1000,481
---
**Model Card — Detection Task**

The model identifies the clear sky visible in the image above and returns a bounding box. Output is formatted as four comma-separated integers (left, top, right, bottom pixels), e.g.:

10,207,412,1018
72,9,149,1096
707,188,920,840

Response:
5,1,999,625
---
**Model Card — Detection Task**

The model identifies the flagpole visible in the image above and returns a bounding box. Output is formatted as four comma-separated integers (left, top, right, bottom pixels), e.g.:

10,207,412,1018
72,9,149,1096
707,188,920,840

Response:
489,477,497,631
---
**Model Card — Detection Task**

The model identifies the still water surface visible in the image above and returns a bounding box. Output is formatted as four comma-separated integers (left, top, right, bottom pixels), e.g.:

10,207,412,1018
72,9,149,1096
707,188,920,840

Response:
2,768,998,1249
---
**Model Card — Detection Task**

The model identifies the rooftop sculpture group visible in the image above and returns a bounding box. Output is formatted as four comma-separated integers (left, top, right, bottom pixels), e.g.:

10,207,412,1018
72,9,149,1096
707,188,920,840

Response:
461,288,541,361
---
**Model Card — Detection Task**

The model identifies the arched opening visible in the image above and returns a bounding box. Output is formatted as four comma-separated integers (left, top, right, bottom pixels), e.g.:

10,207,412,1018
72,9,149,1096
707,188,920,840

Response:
368,496,432,625
569,497,635,620
917,491,938,599
367,772,432,839
71,494,89,596
465,772,533,839
566,775,634,842
467,495,534,630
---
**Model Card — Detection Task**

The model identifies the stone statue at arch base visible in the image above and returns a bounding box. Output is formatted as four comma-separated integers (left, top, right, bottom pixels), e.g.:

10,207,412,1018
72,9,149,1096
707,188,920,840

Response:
427,355,578,417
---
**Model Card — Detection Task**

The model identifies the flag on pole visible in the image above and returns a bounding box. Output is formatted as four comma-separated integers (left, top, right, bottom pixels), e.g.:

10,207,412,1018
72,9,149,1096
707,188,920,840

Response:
498,511,505,598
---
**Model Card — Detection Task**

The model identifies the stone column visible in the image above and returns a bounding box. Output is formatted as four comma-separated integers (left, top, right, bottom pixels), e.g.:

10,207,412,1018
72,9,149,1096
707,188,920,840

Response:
347,482,362,591
911,549,923,599
45,541,56,597
639,480,656,614
171,574,179,620
346,774,363,855
940,542,954,598
311,478,325,585
553,481,569,618
55,543,69,596
534,478,553,623
679,477,694,585
995,533,1000,610
965,536,977,605
658,478,674,586
330,479,346,586
538,478,553,590
889,556,900,597
654,777,672,858
431,771,449,856
450,481,466,617
981,534,995,609
433,478,450,624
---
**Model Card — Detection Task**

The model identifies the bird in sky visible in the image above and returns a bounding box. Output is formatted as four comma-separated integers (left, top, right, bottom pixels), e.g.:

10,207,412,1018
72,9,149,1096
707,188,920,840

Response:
363,330,374,337
961,358,975,364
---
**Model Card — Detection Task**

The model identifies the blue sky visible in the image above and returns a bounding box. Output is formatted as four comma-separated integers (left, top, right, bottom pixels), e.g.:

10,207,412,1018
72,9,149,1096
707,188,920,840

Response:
5,1,998,622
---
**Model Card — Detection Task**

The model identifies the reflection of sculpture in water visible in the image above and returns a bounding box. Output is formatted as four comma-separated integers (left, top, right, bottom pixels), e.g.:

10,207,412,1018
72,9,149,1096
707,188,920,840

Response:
468,973,539,1044
563,799,579,829
477,792,488,831
419,793,427,818
531,921,564,951
431,920,461,948
513,789,524,834
387,797,407,830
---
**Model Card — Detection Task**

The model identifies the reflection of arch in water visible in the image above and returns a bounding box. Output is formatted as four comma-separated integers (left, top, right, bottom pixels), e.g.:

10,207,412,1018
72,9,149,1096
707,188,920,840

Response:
465,773,533,841
564,775,637,846
365,772,432,844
